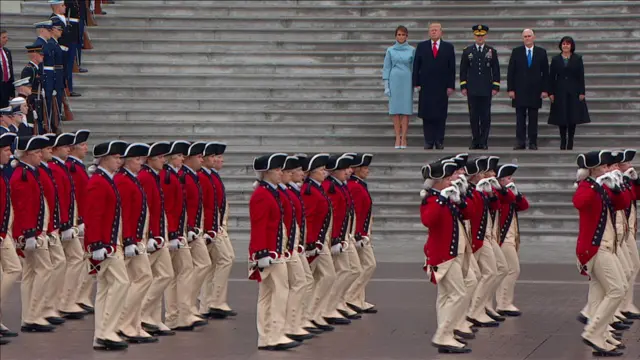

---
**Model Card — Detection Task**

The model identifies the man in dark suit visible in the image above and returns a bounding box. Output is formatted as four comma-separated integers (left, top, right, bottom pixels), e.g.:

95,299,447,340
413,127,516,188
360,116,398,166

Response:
507,29,549,150
0,29,15,108
412,23,456,150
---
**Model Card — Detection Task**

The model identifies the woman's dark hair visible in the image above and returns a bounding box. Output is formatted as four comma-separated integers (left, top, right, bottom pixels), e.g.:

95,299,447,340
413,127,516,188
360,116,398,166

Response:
558,36,576,53
395,25,408,36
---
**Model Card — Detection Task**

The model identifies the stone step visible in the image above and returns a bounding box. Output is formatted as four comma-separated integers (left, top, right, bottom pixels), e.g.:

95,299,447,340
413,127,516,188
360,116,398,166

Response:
19,1,640,17
73,84,640,100
70,72,640,87
67,109,639,124
67,96,640,112
65,120,640,138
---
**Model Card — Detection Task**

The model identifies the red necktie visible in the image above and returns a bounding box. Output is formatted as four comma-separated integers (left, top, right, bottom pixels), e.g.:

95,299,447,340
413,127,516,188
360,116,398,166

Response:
432,42,438,58
0,49,8,82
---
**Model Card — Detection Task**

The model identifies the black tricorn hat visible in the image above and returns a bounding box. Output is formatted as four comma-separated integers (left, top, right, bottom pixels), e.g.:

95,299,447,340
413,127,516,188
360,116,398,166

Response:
54,132,75,147
487,156,500,172
465,156,487,176
283,156,300,171
253,153,287,171
17,135,52,151
351,153,373,167
93,140,127,158
302,153,329,172
497,164,518,179
147,141,170,157
622,149,636,163
0,133,17,148
576,150,610,169
326,154,354,171
167,140,190,156
187,142,206,157
123,143,150,158
421,161,457,180
73,129,90,145
204,141,226,156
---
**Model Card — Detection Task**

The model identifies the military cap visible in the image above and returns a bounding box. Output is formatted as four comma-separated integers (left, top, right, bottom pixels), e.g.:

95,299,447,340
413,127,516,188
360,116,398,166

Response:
283,156,301,171
43,133,56,148
577,150,612,169
122,143,150,158
0,107,12,116
326,154,354,171
486,156,500,172
34,20,53,29
253,153,287,172
48,0,65,4
301,153,329,172
13,78,31,88
351,153,373,167
186,141,205,157
167,140,189,156
11,105,22,115
204,141,226,156
93,140,127,158
472,24,489,36
0,133,17,148
497,164,518,179
606,150,624,165
53,132,75,147
621,149,636,163
422,161,458,180
9,97,26,106
147,141,170,157
16,135,49,151
51,16,65,29
25,43,43,54
73,129,90,145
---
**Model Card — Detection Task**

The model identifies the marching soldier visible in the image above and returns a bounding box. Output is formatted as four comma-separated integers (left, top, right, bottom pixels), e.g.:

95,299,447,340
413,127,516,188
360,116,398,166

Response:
346,153,378,314
21,44,44,133
114,143,157,343
138,142,175,336
619,150,640,319
85,140,130,350
0,132,20,342
248,152,300,351
460,25,500,150
495,164,529,317
206,142,237,319
66,129,94,313
574,150,629,356
11,135,56,333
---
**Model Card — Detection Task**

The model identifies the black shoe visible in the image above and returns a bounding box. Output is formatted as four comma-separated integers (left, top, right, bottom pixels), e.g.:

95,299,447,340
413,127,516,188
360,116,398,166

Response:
621,311,640,319
94,338,128,350
0,329,18,337
46,316,66,325
337,309,361,320
435,143,444,150
424,143,434,150
141,322,159,332
466,316,499,327
610,322,630,331
0,337,9,345
612,334,622,341
191,319,208,328
79,68,88,73
528,144,538,150
311,321,334,332
207,308,229,319
259,341,301,351
346,303,364,314
480,144,488,150
224,309,237,317
513,145,526,150
432,342,472,354
171,325,194,331
497,309,522,317
577,314,588,324
485,310,505,322
152,329,175,336
582,338,622,357
60,311,86,320
21,323,55,332
77,303,95,314
286,333,314,342
69,92,81,97
324,317,351,325
303,326,324,334
610,330,623,337
454,329,475,340
362,307,378,314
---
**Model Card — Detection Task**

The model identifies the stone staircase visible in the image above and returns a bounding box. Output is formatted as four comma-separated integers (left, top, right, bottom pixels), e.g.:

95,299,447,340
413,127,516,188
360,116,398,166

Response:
3,0,640,263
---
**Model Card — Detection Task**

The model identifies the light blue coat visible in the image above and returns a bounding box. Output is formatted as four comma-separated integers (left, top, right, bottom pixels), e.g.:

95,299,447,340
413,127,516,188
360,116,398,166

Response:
382,42,415,115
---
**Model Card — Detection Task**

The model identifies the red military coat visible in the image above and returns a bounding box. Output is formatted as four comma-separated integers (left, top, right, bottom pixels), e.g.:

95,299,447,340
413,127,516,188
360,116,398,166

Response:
66,156,89,224
10,163,46,241
249,181,285,258
498,189,529,245
210,170,226,232
38,164,61,233
322,177,348,246
279,185,297,251
347,176,373,240
301,178,331,249
161,165,186,240
622,177,640,228
179,166,204,234
138,166,166,239
50,157,75,231
574,177,629,267
115,169,148,247
84,168,122,252
1,173,11,242
286,185,305,251
465,184,501,253
198,169,218,237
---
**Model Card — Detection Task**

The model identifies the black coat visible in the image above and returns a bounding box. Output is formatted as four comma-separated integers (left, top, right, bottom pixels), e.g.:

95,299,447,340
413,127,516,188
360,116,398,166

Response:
1,47,15,83
547,54,590,126
412,39,456,120
507,45,549,109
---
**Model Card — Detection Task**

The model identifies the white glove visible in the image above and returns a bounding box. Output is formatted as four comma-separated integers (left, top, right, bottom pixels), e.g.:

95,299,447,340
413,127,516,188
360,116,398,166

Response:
168,239,181,250
457,175,469,192
506,182,519,195
305,248,320,257
91,248,108,261
124,244,139,257
61,228,74,241
611,170,624,186
356,239,364,248
331,243,343,255
487,177,501,189
24,237,37,251
257,256,271,269
78,223,85,236
204,233,214,244
476,178,493,193
187,231,197,242
440,185,461,203
624,167,638,180
384,80,390,97
596,173,616,188
147,238,159,252
52,90,57,96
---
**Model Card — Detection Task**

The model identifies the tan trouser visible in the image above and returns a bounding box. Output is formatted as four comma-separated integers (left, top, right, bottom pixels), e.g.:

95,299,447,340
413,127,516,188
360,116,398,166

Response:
58,236,87,313
165,246,199,329
581,249,627,351
467,244,497,322
257,262,290,348
76,235,97,308
141,247,174,330
345,241,377,310
455,254,479,333
485,239,507,312
21,235,54,325
0,236,22,326
298,251,314,326
621,236,640,313
324,244,360,319
336,240,363,315
496,243,520,311
284,253,311,335
199,231,235,313
188,237,212,316
433,256,467,347
119,248,153,337
94,254,130,343
43,233,67,318
306,246,336,324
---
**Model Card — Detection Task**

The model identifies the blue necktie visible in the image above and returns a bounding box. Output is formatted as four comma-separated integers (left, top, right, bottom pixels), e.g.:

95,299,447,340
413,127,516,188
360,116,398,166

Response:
527,49,532,68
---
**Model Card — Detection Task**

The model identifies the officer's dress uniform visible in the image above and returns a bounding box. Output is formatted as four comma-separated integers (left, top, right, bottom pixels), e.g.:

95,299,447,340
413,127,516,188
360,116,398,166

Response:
21,59,43,134
196,157,219,317
248,153,299,351
345,154,378,314
575,151,630,355
300,154,336,331
0,133,21,337
63,0,82,91
460,25,500,150
138,143,175,336
34,29,56,132
620,150,640,318
49,17,66,130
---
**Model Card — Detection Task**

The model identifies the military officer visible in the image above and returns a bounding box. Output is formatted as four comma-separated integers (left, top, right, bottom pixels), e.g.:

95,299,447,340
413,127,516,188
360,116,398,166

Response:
11,135,55,333
249,152,300,351
64,0,86,87
9,97,34,136
50,0,81,97
0,132,20,342
114,143,157,344
49,16,66,130
460,25,501,150
138,142,176,336
21,44,44,134
33,20,56,133
618,150,640,319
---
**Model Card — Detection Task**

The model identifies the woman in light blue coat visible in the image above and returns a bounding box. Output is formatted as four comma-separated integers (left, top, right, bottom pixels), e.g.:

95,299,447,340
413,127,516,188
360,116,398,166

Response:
382,26,415,149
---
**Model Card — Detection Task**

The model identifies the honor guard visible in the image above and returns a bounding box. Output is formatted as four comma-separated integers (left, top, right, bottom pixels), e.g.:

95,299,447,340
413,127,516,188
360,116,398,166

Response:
248,153,300,351
161,141,205,331
420,160,473,354
138,142,176,337
114,143,158,344
345,153,378,314
34,21,56,133
49,16,66,131
460,25,500,150
63,0,85,91
179,142,212,323
85,140,130,351
0,133,20,343
66,129,94,313
49,0,80,97
618,150,640,319
14,77,39,134
574,150,630,356
9,97,33,136
205,142,237,319
21,43,45,133
11,135,56,333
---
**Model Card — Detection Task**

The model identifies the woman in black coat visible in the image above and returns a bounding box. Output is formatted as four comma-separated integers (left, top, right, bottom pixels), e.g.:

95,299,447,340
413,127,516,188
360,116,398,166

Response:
547,36,590,150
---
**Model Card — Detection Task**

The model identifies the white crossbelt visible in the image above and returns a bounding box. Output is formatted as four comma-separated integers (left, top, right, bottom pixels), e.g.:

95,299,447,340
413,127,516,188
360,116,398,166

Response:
43,66,54,71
